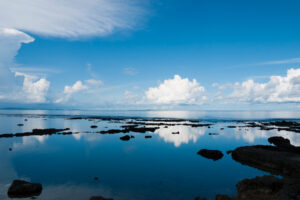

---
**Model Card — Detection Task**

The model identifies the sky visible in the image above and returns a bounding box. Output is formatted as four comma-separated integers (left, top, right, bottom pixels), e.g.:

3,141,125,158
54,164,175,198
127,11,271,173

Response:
1,0,300,110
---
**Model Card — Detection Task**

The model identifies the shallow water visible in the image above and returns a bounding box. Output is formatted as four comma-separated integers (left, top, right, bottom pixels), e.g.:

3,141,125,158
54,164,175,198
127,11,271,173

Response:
0,110,300,200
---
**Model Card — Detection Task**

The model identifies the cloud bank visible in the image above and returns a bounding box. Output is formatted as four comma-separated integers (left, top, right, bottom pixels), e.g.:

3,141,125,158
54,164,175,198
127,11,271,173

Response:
145,75,206,105
0,0,144,38
0,0,144,104
227,68,300,103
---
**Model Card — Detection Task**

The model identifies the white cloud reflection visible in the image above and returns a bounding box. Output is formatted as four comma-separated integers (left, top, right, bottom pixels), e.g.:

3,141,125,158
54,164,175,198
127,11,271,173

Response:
155,126,207,147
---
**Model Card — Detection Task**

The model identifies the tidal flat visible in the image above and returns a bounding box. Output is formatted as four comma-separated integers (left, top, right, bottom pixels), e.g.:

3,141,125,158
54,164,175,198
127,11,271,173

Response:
0,110,300,200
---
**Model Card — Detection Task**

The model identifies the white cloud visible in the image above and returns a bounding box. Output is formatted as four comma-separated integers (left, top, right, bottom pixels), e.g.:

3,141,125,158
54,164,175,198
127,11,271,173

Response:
15,72,50,103
0,28,34,90
145,75,206,105
227,68,300,103
123,67,138,76
259,57,300,65
0,0,144,38
56,79,102,103
85,79,102,87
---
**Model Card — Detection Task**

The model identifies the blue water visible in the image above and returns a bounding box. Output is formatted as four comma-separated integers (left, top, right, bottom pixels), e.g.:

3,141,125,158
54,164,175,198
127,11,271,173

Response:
0,110,300,200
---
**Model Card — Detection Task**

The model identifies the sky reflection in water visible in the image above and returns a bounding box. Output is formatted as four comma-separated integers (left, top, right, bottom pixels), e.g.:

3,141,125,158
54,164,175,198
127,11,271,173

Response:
0,110,300,200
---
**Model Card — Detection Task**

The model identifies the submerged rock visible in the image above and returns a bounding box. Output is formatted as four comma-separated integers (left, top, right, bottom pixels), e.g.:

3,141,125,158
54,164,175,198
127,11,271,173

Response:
91,125,98,129
120,135,130,141
7,180,42,198
197,149,224,161
216,175,300,200
145,135,152,138
208,132,219,136
90,196,113,200
17,124,24,126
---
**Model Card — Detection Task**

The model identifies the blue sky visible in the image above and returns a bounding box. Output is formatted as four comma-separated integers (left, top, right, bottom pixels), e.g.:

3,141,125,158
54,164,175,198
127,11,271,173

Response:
1,0,300,109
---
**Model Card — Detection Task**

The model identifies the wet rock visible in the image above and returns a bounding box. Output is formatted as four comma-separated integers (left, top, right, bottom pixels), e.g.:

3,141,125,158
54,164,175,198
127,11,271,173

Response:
130,135,135,138
236,175,284,199
215,194,232,200
0,128,70,138
208,132,219,136
7,180,42,198
120,135,130,141
227,126,237,128
90,196,113,200
194,197,207,200
17,124,24,126
232,144,300,177
145,135,152,139
197,149,224,161
226,150,233,154
9,148,12,151
24,119,28,121
268,136,296,151
172,131,180,134
99,129,126,134
91,125,98,129
216,175,300,200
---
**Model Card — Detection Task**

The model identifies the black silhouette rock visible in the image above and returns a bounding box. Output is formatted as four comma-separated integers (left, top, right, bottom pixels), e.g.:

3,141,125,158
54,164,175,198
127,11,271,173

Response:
197,149,224,161
7,180,42,198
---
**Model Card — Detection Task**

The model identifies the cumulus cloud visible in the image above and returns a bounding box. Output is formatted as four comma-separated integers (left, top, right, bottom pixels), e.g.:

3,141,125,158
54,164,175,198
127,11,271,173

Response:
0,1,145,105
0,0,144,38
56,79,102,103
0,28,34,90
15,72,50,103
0,29,51,104
145,75,206,105
227,68,300,103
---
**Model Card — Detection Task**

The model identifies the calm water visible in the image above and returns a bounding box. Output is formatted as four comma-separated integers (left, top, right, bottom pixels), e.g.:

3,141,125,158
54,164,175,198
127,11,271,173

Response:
0,109,300,200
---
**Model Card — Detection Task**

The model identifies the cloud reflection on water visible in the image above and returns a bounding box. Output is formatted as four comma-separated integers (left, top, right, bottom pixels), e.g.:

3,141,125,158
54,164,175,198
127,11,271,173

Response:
155,126,207,147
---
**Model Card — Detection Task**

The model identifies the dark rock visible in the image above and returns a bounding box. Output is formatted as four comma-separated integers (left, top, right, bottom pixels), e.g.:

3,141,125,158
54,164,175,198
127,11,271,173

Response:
145,135,152,139
208,132,219,136
220,128,224,130
268,136,292,149
236,175,283,199
130,135,135,138
17,124,24,126
9,148,12,151
232,144,300,177
91,125,98,129
7,180,42,198
90,196,113,200
0,128,70,138
215,194,232,200
24,119,28,121
197,149,224,161
120,135,130,141
172,131,180,134
227,126,237,128
194,197,207,200
226,150,233,154
94,177,99,181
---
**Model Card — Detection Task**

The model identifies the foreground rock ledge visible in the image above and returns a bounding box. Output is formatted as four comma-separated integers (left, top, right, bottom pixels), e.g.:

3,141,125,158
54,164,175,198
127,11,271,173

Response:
214,136,300,200
7,180,42,198
232,145,300,177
